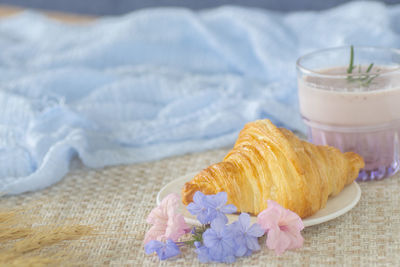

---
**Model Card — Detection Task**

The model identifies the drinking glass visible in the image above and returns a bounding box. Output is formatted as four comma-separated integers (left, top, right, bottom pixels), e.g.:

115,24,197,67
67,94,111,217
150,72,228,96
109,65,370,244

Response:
297,46,400,181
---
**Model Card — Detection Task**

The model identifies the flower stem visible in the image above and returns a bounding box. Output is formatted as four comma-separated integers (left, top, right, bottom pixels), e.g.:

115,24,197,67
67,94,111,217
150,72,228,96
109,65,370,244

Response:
179,225,209,247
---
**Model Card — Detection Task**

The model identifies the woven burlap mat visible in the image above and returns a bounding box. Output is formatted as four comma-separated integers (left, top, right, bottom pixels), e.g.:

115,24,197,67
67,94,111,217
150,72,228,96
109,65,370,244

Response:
1,147,399,266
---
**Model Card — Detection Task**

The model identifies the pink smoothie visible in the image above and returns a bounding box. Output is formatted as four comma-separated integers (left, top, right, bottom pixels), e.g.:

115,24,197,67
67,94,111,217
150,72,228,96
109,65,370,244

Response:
298,67,400,180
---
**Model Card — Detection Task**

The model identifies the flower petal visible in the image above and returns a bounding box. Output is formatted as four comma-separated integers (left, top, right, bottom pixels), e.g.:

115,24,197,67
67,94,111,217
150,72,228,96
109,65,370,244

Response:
267,200,283,210
210,217,226,233
246,235,261,251
159,240,181,260
206,192,227,209
143,224,167,244
234,243,247,257
284,225,304,250
187,202,203,215
144,240,164,254
244,249,252,257
266,227,292,255
161,193,180,218
238,213,251,230
145,193,190,245
222,237,235,254
161,193,180,206
282,209,304,232
214,212,228,224
146,206,165,225
247,223,265,238
220,204,237,214
203,229,219,248
257,207,281,231
165,213,189,241
197,210,212,224
209,241,223,261
193,191,205,204
195,245,210,263
221,228,235,244
216,192,228,205
222,254,236,263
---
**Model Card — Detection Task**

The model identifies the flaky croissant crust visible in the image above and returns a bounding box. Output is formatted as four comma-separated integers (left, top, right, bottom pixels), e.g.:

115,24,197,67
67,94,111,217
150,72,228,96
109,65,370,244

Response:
182,119,364,218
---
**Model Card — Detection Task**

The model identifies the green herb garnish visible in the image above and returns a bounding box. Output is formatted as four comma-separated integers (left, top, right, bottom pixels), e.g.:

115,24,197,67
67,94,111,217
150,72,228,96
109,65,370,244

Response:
347,45,356,74
366,63,374,73
347,45,379,87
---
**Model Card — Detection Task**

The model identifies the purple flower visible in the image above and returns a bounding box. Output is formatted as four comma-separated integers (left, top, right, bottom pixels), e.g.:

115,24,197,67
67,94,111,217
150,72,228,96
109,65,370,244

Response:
187,191,237,224
144,239,180,260
231,213,264,257
202,217,236,263
194,241,211,263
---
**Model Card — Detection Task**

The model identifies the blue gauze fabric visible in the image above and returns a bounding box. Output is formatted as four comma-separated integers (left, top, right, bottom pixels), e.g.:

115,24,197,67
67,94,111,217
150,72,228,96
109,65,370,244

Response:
0,1,399,194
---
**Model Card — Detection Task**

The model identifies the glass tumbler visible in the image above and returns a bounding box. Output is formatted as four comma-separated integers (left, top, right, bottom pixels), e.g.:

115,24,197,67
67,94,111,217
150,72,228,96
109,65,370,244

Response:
296,46,400,181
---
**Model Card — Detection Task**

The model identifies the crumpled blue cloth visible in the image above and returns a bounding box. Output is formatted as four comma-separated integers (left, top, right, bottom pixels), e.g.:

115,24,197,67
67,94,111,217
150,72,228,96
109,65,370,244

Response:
1,1,399,195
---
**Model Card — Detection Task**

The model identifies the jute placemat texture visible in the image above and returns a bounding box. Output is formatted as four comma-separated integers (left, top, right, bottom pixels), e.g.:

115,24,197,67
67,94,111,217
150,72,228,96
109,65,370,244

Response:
1,147,399,266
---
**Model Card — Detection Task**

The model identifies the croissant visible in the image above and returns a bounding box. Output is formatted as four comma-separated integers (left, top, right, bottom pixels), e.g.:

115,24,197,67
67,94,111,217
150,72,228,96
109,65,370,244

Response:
182,119,364,218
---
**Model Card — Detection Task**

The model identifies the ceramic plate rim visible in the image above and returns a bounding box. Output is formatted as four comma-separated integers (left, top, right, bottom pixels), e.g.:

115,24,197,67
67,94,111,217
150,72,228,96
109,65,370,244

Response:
157,172,361,227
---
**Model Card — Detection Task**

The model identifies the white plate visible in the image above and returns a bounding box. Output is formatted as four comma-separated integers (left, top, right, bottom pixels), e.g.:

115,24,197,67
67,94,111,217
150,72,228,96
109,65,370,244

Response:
157,172,361,227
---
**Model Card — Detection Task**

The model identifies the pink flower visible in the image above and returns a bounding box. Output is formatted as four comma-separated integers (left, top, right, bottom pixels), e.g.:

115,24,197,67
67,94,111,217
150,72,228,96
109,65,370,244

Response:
144,193,190,244
257,200,304,255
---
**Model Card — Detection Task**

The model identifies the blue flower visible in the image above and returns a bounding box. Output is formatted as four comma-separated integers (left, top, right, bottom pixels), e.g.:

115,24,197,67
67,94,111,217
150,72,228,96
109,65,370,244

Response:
144,239,181,260
202,217,236,263
194,241,211,263
231,213,264,257
187,191,237,224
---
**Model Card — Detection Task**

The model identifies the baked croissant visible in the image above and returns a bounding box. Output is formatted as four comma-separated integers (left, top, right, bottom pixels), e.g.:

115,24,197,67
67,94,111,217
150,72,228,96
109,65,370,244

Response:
182,119,364,218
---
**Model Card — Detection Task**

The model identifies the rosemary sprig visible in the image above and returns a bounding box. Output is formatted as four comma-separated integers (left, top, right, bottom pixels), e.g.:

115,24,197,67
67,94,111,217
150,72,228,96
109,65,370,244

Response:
346,45,378,87
366,63,374,73
347,45,355,74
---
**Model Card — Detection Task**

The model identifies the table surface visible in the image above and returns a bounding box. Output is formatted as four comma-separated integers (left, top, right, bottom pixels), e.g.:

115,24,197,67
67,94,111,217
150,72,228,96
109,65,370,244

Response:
0,5,399,266
1,146,400,266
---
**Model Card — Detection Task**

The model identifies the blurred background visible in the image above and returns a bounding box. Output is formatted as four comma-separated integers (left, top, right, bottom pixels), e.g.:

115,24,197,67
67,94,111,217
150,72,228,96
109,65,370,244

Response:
0,0,399,195
1,0,400,14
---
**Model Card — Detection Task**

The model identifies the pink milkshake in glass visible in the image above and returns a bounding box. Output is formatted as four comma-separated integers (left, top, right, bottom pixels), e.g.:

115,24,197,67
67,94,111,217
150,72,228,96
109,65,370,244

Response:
297,46,400,181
